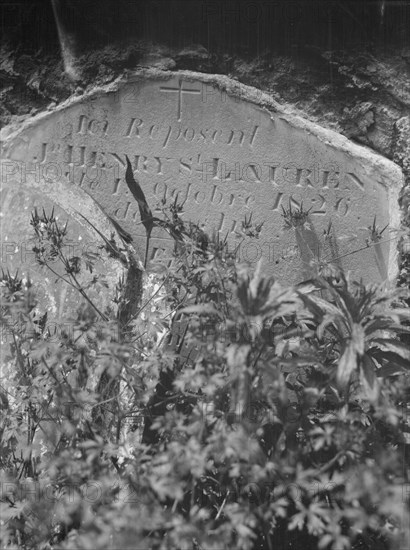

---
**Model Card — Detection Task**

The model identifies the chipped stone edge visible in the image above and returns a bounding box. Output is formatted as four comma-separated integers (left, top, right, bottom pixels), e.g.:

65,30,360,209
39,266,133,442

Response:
1,68,404,282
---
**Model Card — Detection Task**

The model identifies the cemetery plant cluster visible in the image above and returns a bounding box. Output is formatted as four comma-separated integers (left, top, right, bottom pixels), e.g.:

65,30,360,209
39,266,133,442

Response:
1,191,410,550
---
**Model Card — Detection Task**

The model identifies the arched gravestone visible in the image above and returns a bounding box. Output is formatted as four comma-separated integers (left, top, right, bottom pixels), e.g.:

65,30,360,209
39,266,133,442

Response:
1,69,403,285
0,159,124,327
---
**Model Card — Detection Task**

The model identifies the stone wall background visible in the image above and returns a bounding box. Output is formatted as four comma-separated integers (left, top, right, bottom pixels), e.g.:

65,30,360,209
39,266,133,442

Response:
1,0,409,284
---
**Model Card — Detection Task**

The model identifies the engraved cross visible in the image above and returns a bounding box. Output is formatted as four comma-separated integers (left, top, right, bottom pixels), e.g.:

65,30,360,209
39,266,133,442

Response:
159,79,201,121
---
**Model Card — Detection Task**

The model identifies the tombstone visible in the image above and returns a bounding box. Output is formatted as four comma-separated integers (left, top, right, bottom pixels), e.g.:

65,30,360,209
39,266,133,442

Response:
1,69,403,288
0,155,125,337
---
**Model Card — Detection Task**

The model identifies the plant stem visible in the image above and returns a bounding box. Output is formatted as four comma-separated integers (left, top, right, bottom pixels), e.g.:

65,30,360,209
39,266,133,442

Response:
323,235,400,264
44,262,108,321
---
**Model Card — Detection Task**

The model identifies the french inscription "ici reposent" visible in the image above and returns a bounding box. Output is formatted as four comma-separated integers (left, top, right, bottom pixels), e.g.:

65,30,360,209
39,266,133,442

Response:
63,112,260,149
123,119,260,148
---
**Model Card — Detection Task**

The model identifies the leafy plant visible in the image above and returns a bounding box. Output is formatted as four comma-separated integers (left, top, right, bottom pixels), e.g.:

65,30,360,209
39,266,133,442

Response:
298,276,410,398
1,197,409,550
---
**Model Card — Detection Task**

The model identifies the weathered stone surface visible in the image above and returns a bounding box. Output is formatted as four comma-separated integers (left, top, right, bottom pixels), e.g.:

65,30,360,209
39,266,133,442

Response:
0,160,124,323
1,69,404,285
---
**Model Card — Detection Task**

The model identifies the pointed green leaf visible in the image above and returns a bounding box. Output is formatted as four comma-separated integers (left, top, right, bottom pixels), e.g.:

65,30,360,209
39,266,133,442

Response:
368,349,410,372
377,363,406,377
179,304,222,318
360,355,379,400
125,155,155,235
317,314,336,340
105,213,133,244
370,338,410,361
337,341,358,388
351,323,365,355
364,318,396,335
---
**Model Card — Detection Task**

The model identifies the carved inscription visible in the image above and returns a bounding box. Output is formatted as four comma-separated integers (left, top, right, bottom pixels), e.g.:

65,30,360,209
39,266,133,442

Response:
36,134,360,229
2,73,399,285
123,118,260,148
